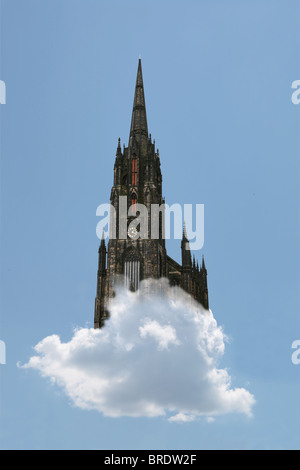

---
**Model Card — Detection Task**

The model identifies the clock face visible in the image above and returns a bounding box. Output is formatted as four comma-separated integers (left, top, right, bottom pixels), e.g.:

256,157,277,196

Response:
128,226,139,240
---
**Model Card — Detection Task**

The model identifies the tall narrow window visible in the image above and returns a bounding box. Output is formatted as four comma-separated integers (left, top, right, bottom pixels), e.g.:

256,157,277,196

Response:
131,197,137,215
159,253,163,277
132,157,137,186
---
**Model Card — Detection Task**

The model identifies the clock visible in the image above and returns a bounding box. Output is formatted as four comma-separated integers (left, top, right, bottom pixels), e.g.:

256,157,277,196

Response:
128,226,139,240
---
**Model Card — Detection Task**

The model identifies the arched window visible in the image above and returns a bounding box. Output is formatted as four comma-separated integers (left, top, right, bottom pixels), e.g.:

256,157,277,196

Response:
124,249,141,291
132,156,137,186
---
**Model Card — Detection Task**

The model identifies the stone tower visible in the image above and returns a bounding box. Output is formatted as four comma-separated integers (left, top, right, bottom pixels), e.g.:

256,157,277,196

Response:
94,59,209,328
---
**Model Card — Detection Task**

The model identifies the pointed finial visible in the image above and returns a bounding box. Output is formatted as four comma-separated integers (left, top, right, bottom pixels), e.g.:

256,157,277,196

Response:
99,229,106,251
116,137,122,157
181,223,192,267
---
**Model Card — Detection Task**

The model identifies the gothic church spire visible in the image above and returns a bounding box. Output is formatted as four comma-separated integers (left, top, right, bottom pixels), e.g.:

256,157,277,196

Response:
129,59,148,147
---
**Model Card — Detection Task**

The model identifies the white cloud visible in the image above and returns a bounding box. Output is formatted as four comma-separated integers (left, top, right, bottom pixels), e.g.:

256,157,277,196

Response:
168,413,196,423
139,319,179,350
20,279,255,421
206,417,215,424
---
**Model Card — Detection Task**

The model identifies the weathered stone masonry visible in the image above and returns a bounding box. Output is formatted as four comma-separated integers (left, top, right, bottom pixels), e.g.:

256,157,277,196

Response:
94,60,209,328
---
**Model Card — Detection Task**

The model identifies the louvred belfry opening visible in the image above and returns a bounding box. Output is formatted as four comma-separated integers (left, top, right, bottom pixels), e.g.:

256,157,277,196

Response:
124,249,141,291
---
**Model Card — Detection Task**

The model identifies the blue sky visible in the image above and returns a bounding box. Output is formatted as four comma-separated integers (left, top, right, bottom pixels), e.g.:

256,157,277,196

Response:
0,0,300,450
